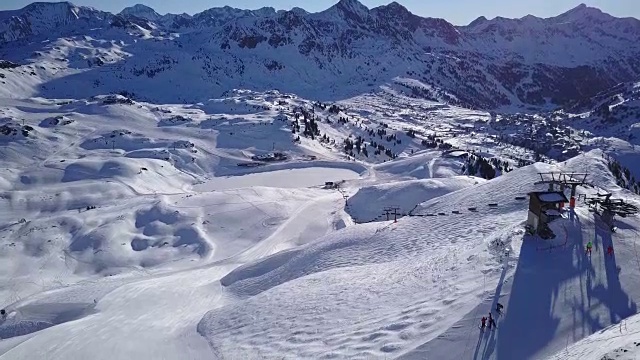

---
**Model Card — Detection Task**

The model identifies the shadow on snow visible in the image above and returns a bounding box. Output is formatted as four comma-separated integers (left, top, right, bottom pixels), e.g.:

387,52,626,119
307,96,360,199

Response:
496,212,637,359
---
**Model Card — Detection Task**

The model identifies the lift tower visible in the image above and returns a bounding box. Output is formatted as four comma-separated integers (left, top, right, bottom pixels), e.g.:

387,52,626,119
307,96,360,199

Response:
535,172,589,209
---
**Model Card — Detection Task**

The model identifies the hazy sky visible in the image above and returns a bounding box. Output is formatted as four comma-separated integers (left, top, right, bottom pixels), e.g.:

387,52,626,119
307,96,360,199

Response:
1,0,639,25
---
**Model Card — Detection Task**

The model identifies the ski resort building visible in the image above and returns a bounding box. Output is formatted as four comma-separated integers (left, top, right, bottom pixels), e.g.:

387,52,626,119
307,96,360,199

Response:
526,191,569,235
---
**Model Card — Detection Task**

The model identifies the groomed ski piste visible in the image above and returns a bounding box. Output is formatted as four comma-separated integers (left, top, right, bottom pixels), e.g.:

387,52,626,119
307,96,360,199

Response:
1,90,640,360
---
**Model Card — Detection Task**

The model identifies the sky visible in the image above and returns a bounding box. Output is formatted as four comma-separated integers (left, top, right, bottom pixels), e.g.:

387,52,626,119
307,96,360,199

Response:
1,0,639,25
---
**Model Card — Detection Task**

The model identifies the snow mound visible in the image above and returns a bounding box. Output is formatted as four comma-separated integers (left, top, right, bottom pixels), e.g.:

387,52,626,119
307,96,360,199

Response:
375,150,466,179
217,222,381,297
12,157,190,195
347,177,484,223
60,159,141,183
28,198,213,275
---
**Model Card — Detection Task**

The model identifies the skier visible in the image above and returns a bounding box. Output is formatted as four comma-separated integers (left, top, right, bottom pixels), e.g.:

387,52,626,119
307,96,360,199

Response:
586,241,593,255
489,313,497,329
0,309,5,321
496,303,504,315
480,316,487,330
607,245,614,257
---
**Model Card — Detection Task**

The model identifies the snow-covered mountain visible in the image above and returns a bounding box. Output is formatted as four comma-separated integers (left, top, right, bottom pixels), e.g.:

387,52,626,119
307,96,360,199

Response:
118,4,162,21
3,2,640,359
0,2,112,43
0,1,639,109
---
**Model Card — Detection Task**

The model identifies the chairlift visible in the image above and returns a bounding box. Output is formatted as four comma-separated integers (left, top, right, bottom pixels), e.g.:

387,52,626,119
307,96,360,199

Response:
585,194,639,230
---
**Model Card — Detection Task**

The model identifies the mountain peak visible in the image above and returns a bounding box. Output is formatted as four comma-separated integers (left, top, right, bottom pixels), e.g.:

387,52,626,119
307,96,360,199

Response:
334,0,369,17
557,3,609,21
337,0,366,7
314,0,370,23
25,1,74,7
290,7,308,16
252,7,277,17
467,16,488,27
377,1,411,15
570,3,588,12
119,4,161,20
21,1,76,12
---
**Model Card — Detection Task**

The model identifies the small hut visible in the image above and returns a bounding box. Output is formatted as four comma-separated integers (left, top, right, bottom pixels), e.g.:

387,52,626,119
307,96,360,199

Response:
526,191,569,235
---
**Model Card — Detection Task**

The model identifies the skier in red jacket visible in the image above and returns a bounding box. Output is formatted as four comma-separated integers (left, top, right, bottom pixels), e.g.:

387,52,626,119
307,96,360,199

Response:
481,316,487,330
607,245,614,257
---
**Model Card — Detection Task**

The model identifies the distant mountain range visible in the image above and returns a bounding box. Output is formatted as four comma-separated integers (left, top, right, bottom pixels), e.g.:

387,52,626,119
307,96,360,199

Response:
0,0,639,110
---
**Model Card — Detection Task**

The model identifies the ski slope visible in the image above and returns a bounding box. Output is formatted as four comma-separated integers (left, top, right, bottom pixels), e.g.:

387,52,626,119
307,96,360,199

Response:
195,152,640,359
1,85,640,359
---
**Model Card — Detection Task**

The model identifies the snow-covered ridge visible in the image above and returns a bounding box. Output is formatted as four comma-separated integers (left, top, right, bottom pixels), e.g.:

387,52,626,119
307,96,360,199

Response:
0,0,639,110
0,2,112,43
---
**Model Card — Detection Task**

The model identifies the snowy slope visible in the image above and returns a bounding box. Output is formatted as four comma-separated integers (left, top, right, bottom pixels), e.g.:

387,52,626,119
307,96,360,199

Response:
1,2,640,359
1,52,640,358
346,176,484,223
198,164,542,358
563,82,640,145
398,151,640,360
548,312,640,360
193,151,640,359
0,91,361,357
